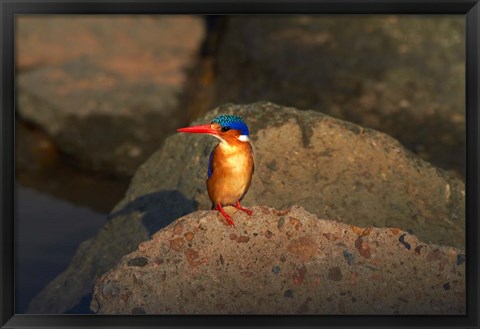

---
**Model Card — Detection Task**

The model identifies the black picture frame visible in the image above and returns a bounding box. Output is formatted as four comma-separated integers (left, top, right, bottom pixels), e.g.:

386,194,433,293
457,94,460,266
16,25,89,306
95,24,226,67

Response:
1,0,479,328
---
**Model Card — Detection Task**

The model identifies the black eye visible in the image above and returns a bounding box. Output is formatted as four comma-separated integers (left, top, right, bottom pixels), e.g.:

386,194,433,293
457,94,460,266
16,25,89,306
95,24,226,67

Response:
221,126,230,132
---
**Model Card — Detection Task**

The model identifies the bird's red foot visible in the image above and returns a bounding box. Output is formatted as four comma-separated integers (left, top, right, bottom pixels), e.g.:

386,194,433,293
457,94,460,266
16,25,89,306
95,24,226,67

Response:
215,203,235,227
235,200,253,216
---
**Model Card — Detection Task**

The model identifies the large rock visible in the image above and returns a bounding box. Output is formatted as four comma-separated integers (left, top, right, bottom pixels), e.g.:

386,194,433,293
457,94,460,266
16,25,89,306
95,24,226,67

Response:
28,102,465,313
91,205,465,315
188,16,465,178
16,16,205,176
127,102,465,247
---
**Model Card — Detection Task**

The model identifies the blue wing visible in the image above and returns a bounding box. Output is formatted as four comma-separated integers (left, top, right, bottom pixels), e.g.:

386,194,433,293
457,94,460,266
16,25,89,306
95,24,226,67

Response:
208,150,214,178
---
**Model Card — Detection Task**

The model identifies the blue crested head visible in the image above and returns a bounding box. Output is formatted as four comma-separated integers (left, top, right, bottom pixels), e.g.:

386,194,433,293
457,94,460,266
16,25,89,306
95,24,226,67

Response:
211,114,249,136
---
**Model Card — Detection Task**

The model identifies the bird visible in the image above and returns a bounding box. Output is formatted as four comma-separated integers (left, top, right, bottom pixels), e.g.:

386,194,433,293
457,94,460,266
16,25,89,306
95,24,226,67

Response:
177,114,254,227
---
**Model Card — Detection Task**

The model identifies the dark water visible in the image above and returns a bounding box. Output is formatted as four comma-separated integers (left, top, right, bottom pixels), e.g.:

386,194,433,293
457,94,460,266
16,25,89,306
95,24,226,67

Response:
15,185,108,313
15,120,130,313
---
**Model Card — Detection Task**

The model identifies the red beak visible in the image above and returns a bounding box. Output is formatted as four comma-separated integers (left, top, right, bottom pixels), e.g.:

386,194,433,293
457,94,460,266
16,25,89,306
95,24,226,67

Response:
177,124,219,135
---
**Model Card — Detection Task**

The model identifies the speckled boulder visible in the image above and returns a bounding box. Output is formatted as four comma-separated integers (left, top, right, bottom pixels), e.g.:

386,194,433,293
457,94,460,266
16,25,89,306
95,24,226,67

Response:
90,205,465,315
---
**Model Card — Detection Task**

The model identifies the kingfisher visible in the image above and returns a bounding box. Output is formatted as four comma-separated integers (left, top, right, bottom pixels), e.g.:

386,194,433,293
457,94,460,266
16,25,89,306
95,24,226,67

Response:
177,114,254,227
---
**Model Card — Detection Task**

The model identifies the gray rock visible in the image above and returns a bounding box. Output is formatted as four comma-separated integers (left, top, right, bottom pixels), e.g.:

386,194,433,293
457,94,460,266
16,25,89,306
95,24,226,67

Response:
127,102,465,248
16,16,205,176
189,16,465,178
91,205,465,315
28,102,464,313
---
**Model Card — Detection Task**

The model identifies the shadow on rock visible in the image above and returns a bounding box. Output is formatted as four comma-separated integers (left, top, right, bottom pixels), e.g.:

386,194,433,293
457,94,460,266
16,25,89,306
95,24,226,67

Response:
110,190,198,235
343,90,465,179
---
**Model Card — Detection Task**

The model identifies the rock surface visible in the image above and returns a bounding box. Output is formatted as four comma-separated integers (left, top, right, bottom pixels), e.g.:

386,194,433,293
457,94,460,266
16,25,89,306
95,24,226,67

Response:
127,102,465,248
188,16,465,178
16,16,205,176
27,102,465,313
90,205,465,315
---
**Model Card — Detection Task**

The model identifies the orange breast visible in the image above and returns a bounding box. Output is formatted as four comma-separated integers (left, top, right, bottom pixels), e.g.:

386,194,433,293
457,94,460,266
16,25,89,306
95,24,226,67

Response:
206,141,254,206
